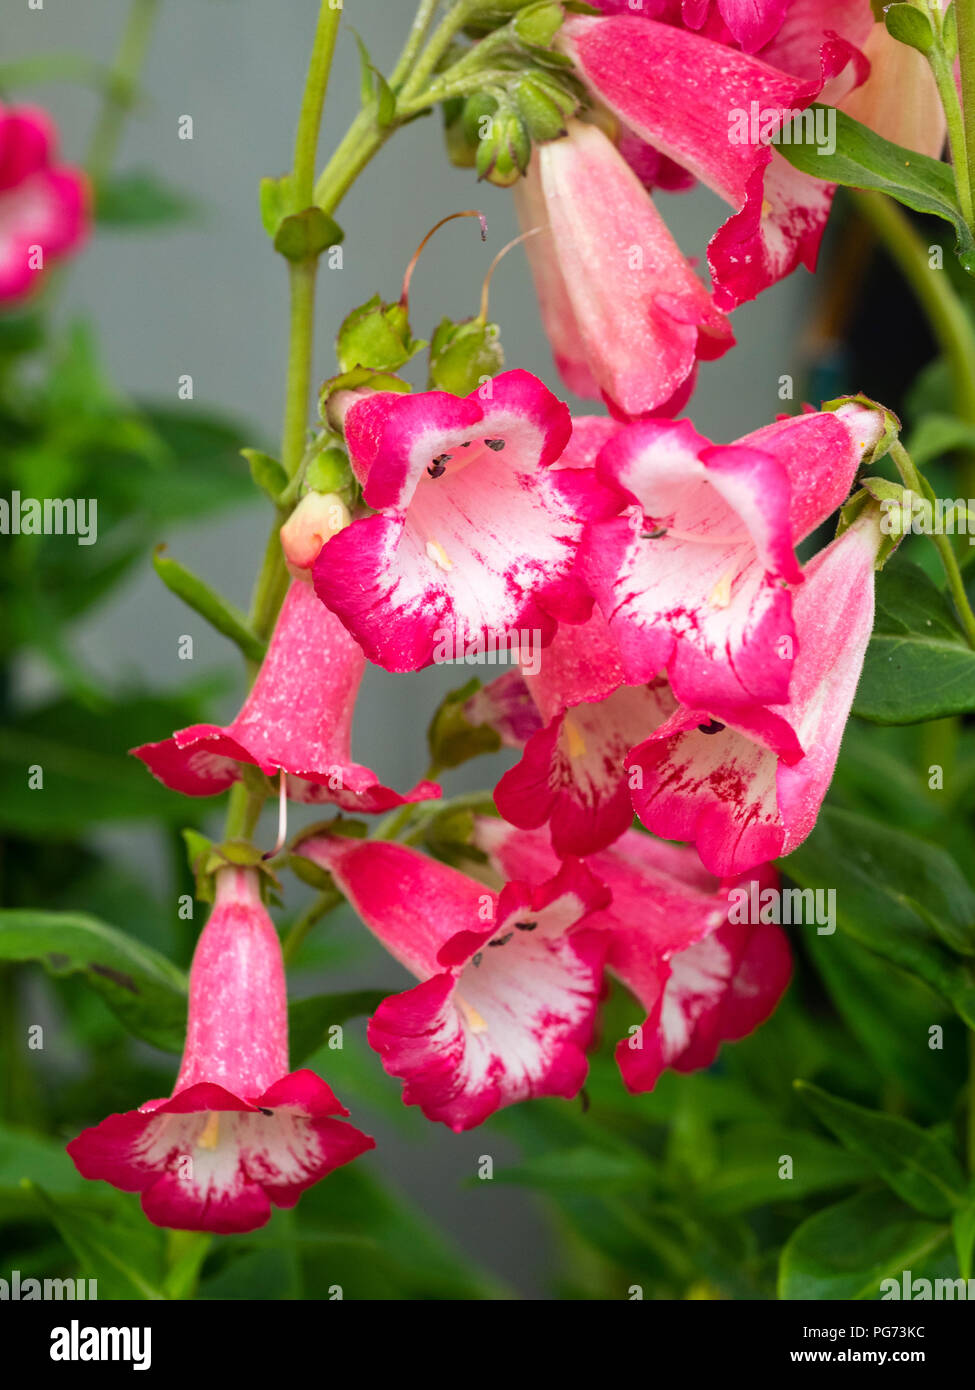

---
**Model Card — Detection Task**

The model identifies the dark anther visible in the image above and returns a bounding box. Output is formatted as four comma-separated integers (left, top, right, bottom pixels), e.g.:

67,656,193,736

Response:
641,526,668,540
461,441,472,448
484,438,505,451
488,932,513,947
515,920,538,932
697,720,726,736
258,1107,273,1116
427,453,451,478
472,952,483,968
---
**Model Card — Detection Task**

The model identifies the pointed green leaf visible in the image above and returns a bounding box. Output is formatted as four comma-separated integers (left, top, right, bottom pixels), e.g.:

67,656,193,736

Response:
153,548,267,664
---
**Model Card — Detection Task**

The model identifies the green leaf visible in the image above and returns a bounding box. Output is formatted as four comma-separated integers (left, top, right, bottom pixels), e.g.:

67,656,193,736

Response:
806,931,964,1116
952,1203,975,1280
242,448,288,502
95,170,198,228
783,807,975,1024
796,1082,966,1217
0,910,187,1052
773,107,975,274
273,207,343,262
853,558,975,722
698,1123,872,1214
906,412,975,466
489,1146,655,1192
0,688,226,833
779,1189,953,1300
287,989,388,1064
27,1184,167,1300
884,3,935,54
152,547,266,664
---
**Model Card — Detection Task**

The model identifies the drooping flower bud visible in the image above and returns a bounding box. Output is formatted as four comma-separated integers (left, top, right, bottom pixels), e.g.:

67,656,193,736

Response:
335,294,425,375
512,71,579,142
475,105,532,186
280,490,351,577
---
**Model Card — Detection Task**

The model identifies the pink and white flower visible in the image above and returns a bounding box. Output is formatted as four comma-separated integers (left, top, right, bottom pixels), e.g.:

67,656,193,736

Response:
515,120,733,418
134,578,439,811
582,405,881,711
67,867,374,1233
299,837,610,1132
492,610,677,856
626,508,883,876
313,370,611,670
0,104,87,300
475,818,790,1093
560,11,867,311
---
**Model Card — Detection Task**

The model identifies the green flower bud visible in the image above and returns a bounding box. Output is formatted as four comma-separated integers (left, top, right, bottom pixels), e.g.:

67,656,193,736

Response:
461,91,500,147
475,107,531,186
428,315,505,397
512,72,577,142
305,445,354,501
335,293,426,374
512,1,565,48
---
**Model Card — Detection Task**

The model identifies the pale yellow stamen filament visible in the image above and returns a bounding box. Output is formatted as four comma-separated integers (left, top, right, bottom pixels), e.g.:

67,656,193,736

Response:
709,568,736,609
457,996,488,1034
426,539,453,571
197,1112,221,1150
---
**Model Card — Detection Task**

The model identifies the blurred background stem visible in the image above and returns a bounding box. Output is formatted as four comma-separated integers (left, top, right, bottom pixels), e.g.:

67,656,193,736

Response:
85,0,159,185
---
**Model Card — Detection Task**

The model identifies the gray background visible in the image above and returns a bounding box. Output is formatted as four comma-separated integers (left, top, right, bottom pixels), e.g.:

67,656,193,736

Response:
6,0,812,1294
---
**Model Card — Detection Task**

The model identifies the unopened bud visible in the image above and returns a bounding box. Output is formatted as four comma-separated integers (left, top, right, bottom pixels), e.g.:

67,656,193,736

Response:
476,108,531,187
280,491,351,577
512,2,565,49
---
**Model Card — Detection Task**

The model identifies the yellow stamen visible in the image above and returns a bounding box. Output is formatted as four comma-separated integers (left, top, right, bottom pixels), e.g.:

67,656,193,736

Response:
708,568,735,609
563,717,587,759
457,996,488,1033
197,1112,220,1150
426,539,453,571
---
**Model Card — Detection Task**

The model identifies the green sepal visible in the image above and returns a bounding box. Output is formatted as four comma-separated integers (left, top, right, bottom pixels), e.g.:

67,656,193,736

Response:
836,483,906,568
883,3,936,54
822,393,901,464
511,2,566,49
318,367,411,423
428,316,505,396
512,71,578,142
475,107,531,186
336,293,426,374
427,677,502,773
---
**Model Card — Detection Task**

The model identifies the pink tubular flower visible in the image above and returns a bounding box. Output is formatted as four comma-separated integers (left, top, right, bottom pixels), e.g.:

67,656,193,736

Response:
475,817,790,1093
515,120,733,419
493,610,677,856
560,12,866,310
0,105,87,300
626,507,884,876
134,578,439,811
582,404,882,711
313,370,611,671
67,868,374,1233
299,837,610,1132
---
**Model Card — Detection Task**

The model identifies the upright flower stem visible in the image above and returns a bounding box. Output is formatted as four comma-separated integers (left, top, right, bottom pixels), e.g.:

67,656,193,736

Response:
86,0,160,184
955,0,975,228
889,439,975,648
853,192,975,496
291,2,343,207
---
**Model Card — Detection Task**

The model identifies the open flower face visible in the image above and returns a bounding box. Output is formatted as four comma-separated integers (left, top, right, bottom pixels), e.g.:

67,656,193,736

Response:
475,818,790,1093
133,579,439,812
300,838,610,1132
0,104,87,300
627,510,883,875
67,869,374,1233
582,406,880,711
313,370,611,672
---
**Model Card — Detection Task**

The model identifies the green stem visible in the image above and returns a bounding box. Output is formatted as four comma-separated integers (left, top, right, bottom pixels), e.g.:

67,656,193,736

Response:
86,0,160,183
390,0,443,89
281,259,319,479
930,44,974,226
890,439,975,647
969,1029,975,1176
853,191,975,496
292,2,343,206
282,887,344,965
955,1,975,227
399,0,476,100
